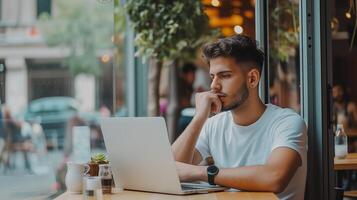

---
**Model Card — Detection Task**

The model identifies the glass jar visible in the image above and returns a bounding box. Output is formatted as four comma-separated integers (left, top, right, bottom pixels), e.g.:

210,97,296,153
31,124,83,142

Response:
335,124,348,159
98,164,112,194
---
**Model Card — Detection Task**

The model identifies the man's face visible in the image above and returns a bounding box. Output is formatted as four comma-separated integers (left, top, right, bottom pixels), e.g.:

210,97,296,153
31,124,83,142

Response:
209,57,250,111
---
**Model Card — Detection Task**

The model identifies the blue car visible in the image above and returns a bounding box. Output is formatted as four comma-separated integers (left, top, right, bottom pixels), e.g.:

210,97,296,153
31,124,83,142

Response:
24,97,79,149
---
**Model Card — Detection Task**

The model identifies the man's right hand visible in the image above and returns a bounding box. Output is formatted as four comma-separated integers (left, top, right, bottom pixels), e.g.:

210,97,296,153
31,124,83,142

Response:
194,91,222,120
172,91,221,164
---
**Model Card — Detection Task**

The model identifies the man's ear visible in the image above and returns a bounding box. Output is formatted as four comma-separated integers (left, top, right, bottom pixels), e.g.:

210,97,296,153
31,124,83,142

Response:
247,69,260,89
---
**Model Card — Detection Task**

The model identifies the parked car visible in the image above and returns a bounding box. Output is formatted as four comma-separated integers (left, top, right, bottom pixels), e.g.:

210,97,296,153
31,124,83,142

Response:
24,97,79,149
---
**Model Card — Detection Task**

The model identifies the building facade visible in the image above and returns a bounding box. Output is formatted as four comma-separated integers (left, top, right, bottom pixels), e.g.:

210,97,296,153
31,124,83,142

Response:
0,0,112,114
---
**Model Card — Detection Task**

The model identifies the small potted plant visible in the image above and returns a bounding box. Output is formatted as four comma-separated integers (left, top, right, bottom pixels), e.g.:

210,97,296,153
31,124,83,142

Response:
88,153,109,176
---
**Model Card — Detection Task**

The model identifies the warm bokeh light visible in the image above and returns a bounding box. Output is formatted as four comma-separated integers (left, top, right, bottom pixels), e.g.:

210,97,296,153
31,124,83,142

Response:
202,0,255,37
221,27,234,36
346,12,352,19
211,0,220,7
234,25,243,34
244,10,254,19
101,55,110,63
209,14,243,27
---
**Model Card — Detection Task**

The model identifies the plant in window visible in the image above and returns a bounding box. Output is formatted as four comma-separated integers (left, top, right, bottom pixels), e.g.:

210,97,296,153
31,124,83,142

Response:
269,0,299,66
268,0,301,112
125,0,215,61
125,0,218,141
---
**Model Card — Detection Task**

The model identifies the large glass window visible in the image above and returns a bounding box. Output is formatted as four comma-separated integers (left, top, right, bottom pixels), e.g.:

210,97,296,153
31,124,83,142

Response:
331,0,357,150
267,0,301,113
0,0,125,198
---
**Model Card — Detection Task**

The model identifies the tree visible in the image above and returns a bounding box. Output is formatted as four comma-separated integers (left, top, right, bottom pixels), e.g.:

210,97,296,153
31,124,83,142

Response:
125,0,217,142
38,0,115,76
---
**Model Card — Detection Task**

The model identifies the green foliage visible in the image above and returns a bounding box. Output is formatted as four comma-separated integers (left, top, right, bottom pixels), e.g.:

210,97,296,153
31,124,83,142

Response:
38,0,121,76
125,0,218,61
269,0,299,64
114,0,126,35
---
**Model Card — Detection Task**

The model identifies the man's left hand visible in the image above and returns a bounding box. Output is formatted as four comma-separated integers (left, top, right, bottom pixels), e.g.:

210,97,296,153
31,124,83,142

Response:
175,161,208,182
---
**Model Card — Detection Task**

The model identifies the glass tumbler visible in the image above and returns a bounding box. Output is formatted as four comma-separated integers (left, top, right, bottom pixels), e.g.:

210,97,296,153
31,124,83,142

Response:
83,176,103,200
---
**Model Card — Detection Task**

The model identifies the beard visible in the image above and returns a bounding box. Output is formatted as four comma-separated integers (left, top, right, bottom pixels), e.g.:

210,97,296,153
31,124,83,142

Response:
221,83,249,111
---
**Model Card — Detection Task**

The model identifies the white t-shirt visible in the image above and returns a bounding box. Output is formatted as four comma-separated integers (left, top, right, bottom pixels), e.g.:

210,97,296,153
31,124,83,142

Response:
195,104,307,200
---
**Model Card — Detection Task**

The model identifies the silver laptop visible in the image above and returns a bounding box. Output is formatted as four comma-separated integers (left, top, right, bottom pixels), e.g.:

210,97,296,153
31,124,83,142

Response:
100,117,226,195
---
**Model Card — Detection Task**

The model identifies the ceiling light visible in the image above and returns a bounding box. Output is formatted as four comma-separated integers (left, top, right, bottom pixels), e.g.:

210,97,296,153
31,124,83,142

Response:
234,25,243,34
346,12,352,19
211,0,220,7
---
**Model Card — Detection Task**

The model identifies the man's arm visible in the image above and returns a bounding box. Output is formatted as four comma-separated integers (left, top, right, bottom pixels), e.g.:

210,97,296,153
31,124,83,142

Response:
177,147,301,193
172,117,205,164
172,91,222,164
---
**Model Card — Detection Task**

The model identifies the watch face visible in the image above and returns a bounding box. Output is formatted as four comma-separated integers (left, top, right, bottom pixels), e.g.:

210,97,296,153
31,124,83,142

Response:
207,165,219,175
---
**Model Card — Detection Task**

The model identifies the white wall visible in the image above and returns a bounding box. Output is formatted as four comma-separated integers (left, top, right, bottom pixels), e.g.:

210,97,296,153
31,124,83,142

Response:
5,57,28,114
2,0,36,25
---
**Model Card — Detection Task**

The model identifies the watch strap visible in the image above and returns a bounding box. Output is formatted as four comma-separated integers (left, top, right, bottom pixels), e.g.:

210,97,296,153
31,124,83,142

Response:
208,173,216,185
207,165,219,185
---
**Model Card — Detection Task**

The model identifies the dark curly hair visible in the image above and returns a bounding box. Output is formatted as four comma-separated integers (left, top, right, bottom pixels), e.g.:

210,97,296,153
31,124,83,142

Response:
202,34,265,74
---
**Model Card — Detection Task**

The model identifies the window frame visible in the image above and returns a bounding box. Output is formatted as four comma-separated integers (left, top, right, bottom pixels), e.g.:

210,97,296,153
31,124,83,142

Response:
255,0,334,199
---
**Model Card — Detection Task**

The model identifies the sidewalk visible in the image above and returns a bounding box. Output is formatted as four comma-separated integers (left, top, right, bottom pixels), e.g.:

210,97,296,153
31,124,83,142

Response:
0,150,63,199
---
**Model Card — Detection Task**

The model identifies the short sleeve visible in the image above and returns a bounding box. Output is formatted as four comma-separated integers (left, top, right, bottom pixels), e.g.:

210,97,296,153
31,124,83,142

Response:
271,114,308,162
195,121,211,160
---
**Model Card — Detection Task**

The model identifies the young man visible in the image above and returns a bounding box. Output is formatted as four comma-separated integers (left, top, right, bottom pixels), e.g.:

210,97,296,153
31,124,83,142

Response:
172,35,307,200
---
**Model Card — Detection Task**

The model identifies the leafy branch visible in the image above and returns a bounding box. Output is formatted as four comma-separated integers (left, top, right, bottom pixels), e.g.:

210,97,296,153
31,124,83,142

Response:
269,0,299,64
38,0,117,76
125,0,218,61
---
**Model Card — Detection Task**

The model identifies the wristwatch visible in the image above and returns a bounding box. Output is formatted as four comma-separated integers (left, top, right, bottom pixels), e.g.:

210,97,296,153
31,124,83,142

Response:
207,165,219,185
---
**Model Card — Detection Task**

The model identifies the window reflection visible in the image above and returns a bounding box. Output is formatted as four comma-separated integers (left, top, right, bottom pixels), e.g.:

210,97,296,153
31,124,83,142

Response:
268,0,301,113
332,0,357,152
0,0,120,198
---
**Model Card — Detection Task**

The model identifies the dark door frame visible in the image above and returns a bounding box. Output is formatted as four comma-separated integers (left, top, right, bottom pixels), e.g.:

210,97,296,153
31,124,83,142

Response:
300,0,334,199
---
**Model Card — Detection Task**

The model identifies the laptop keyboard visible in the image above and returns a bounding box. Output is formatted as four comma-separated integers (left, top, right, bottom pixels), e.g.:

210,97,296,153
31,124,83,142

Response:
181,183,220,191
181,185,203,190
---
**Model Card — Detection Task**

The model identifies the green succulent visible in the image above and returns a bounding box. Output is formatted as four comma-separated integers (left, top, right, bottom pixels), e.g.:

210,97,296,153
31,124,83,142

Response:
90,153,109,164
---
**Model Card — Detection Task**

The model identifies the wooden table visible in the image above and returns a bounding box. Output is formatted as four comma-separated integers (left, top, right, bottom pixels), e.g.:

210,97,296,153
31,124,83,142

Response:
55,190,278,200
334,153,357,197
334,153,357,170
